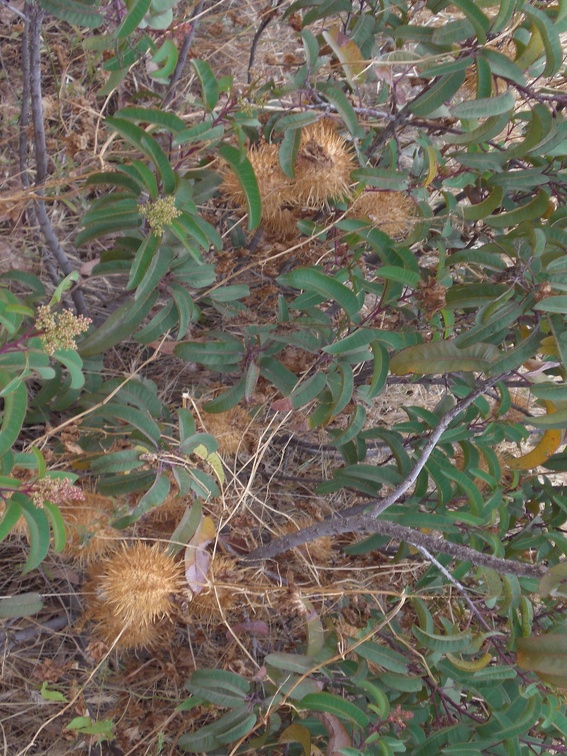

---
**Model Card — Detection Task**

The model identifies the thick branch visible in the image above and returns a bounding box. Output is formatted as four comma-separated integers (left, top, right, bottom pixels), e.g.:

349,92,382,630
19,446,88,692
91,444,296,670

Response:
244,514,545,579
244,375,547,579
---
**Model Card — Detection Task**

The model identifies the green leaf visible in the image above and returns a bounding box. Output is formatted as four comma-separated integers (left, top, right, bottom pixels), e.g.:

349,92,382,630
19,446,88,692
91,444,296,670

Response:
43,501,66,553
106,117,176,194
524,5,563,77
134,246,174,301
290,372,327,409
115,106,185,133
167,500,202,556
300,693,369,728
534,296,567,314
116,0,151,38
462,186,504,221
185,670,250,707
127,233,160,291
52,349,85,390
279,127,302,179
390,341,499,375
20,500,50,574
450,0,490,43
150,38,178,81
480,49,526,87
116,474,171,528
0,375,27,456
191,59,219,111
39,0,103,27
179,708,256,753
316,81,365,137
96,403,161,446
174,338,244,368
451,90,515,119
409,72,466,117
278,268,361,319
350,168,409,190
0,500,23,541
0,592,43,619
78,290,158,357
218,143,261,230
412,625,474,653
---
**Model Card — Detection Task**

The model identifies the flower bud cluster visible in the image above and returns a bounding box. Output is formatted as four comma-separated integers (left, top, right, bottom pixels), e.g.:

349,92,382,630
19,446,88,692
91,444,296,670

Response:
139,195,181,236
30,477,85,508
36,306,91,355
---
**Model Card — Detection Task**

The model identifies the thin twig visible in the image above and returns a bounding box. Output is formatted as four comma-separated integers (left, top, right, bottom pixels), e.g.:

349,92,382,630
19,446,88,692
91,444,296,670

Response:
367,374,503,518
26,4,87,315
247,0,285,84
163,0,206,108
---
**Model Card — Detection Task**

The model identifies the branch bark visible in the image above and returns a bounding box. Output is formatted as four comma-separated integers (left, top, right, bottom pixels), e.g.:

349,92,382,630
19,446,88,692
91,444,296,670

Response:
243,375,546,580
24,3,87,315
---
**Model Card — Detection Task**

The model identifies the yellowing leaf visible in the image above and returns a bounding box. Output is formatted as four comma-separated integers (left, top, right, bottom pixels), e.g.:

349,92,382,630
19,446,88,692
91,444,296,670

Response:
518,633,567,688
323,25,366,85
508,400,563,470
193,444,225,485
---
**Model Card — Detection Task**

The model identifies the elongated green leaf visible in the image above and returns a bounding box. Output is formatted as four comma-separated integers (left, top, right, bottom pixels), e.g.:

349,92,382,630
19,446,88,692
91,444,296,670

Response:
524,5,563,77
278,268,361,319
39,0,103,27
218,144,261,230
20,500,50,574
134,246,173,301
480,49,526,87
356,639,409,675
300,693,369,728
279,127,302,179
409,72,466,117
114,106,185,133
413,625,474,653
106,117,175,194
0,592,43,619
42,500,66,554
127,233,160,291
290,372,327,409
485,189,550,228
78,290,158,357
316,81,365,137
534,296,567,314
191,60,219,111
451,90,515,119
0,500,23,541
451,0,490,43
174,339,244,368
52,349,85,390
116,0,151,38
96,403,161,445
0,375,27,456
390,341,499,375
462,186,504,221
150,38,178,81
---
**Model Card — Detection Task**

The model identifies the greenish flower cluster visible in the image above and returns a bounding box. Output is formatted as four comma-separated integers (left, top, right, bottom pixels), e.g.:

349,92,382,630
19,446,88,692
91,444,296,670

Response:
139,195,181,236
36,305,91,355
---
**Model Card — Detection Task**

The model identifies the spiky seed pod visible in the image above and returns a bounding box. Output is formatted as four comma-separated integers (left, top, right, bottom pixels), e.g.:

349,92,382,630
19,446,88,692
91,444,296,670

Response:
293,120,355,207
83,542,185,649
349,190,417,240
222,143,297,235
59,492,119,564
200,405,255,456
